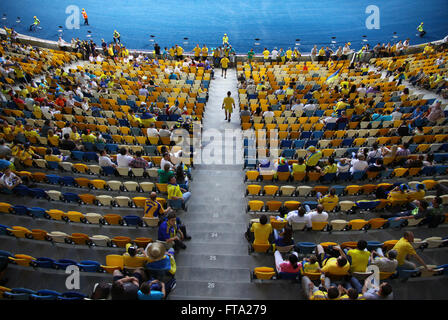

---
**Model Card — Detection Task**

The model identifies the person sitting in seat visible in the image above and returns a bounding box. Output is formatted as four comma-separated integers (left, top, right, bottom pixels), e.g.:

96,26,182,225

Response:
369,249,398,273
144,191,173,220
117,147,134,168
158,212,191,251
111,268,146,300
291,157,306,175
274,250,300,274
361,281,393,300
98,150,117,168
129,151,151,169
320,157,337,177
305,146,322,172
0,167,22,193
318,188,339,210
302,255,321,273
158,163,175,184
273,224,293,247
138,280,166,300
345,240,370,273
123,243,147,268
167,176,191,209
306,204,328,223
44,147,65,162
246,214,273,246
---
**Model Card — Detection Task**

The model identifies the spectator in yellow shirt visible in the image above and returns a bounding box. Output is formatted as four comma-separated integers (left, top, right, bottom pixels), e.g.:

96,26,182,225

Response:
47,130,60,147
392,231,433,271
201,45,208,59
220,56,230,78
167,176,191,209
175,45,183,60
222,91,235,122
193,44,201,60
346,240,370,273
44,148,63,162
262,48,270,61
248,214,272,246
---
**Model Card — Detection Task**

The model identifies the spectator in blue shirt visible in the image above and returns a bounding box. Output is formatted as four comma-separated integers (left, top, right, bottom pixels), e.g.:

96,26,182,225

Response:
158,213,191,251
138,280,165,300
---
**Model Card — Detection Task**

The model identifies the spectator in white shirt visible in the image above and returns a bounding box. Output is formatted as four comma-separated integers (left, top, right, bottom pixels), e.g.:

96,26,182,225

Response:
391,108,402,120
337,158,350,173
357,83,367,94
367,143,383,163
350,154,369,173
98,150,116,168
291,102,304,113
160,152,175,170
147,123,159,138
271,48,279,61
306,204,328,223
116,148,134,168
139,86,149,97
286,207,312,228
0,168,22,191
158,124,171,137
303,103,317,112
263,106,275,118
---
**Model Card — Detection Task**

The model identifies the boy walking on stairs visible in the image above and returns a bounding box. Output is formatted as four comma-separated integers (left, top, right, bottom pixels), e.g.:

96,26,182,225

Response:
222,91,235,122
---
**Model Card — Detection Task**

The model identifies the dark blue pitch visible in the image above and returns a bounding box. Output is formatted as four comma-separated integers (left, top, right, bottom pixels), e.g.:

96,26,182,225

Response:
1,0,447,54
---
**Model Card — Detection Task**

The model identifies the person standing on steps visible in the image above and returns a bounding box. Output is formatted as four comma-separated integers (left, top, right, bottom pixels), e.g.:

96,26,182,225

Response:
220,55,230,78
82,8,89,26
29,16,40,31
417,22,426,37
222,91,235,122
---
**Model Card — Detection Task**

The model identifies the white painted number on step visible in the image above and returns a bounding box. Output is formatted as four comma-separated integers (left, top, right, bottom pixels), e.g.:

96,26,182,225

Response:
210,255,216,261
208,282,215,289
211,232,218,238
213,213,219,218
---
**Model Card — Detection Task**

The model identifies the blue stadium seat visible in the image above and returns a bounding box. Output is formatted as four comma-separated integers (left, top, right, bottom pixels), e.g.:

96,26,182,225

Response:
296,242,316,254
47,161,60,170
12,205,28,216
292,140,306,149
30,290,61,301
33,257,56,269
337,171,351,182
280,140,292,149
29,188,48,199
281,149,295,159
321,173,336,183
83,142,95,151
105,144,119,153
300,131,312,139
303,201,318,210
420,166,436,176
28,207,47,219
12,185,30,196
62,193,81,203
123,215,144,226
60,176,76,186
46,174,61,184
71,151,84,161
355,200,380,211
58,292,87,300
78,260,101,272
54,259,78,270
352,170,366,181
84,152,98,162
386,218,405,229
366,241,384,251
102,166,116,176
